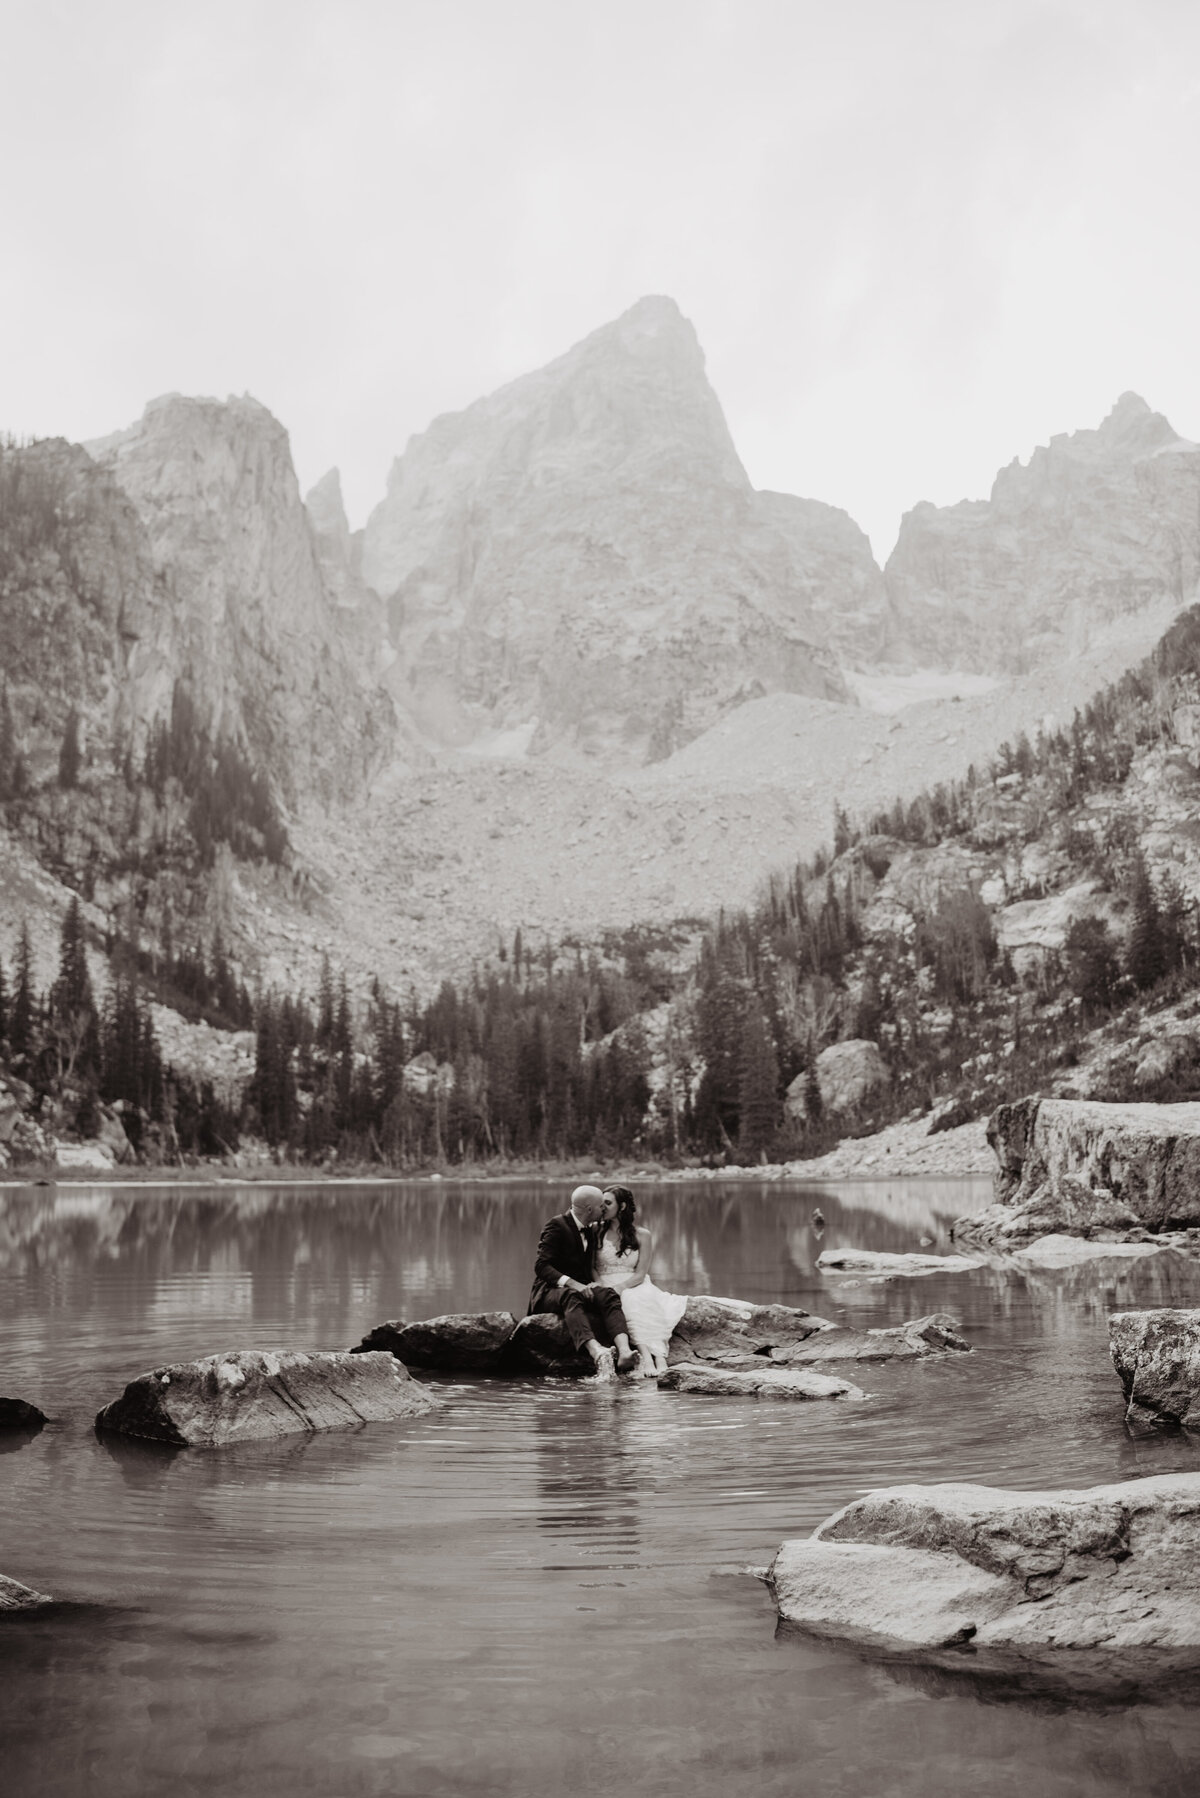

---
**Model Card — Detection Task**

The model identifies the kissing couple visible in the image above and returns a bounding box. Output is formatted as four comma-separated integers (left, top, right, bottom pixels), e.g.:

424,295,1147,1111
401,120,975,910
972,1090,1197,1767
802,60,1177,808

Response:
527,1183,688,1381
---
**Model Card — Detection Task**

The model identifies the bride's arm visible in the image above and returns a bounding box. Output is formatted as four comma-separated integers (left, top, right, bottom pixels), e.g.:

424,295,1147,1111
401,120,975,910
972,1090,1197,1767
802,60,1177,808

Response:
623,1227,653,1289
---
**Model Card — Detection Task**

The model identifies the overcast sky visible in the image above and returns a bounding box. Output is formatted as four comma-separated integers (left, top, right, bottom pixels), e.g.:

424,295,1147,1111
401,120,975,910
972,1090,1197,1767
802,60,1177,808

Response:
3,0,1199,556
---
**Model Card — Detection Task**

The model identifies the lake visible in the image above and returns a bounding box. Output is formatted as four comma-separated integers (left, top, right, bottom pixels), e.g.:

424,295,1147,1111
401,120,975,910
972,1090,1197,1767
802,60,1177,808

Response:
2,1175,1200,1798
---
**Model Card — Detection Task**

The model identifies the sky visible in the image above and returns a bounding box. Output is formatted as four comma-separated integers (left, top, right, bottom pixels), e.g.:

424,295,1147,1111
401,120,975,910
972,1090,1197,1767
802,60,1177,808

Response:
3,0,1199,558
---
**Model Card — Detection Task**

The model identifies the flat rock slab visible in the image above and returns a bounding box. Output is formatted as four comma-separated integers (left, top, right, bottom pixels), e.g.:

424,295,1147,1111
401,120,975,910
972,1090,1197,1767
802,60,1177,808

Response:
667,1297,828,1365
354,1312,516,1372
1013,1233,1168,1268
1110,1307,1200,1429
659,1362,865,1400
771,1471,1200,1654
95,1349,441,1447
0,1397,47,1431
817,1249,982,1275
0,1573,53,1611
770,1314,971,1364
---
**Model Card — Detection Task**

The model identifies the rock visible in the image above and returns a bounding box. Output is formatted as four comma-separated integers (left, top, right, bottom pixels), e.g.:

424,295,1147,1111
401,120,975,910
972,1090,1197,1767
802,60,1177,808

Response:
659,1362,865,1400
666,1297,829,1365
353,1312,517,1372
769,1314,971,1364
96,1107,133,1164
0,1574,53,1611
503,1314,594,1377
927,1097,973,1136
7,1117,49,1164
885,392,1200,674
361,295,859,763
1012,1233,1169,1268
817,1249,982,1275
1109,1308,1200,1429
0,1398,47,1431
771,1470,1200,1653
955,1097,1200,1250
54,1141,116,1173
94,1348,440,1447
788,1040,889,1120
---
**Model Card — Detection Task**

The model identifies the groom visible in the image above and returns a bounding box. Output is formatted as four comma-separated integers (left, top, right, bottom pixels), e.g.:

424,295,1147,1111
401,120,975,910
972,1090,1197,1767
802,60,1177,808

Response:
528,1184,637,1380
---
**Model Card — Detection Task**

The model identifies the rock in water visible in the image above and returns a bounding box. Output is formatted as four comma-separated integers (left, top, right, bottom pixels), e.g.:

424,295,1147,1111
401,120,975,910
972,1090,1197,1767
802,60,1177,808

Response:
955,1097,1200,1250
0,1397,47,1431
1109,1308,1200,1429
659,1363,864,1400
0,1574,53,1611
353,1312,517,1373
817,1249,982,1275
771,1472,1200,1653
361,295,877,761
94,1349,440,1447
666,1297,828,1364
502,1315,594,1377
768,1315,971,1364
885,392,1200,674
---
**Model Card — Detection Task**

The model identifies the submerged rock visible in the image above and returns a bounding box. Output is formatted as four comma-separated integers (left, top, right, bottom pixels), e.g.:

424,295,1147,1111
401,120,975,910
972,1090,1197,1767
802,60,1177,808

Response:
817,1249,982,1276
1012,1234,1168,1268
954,1097,1200,1251
659,1362,865,1400
771,1471,1200,1653
766,1314,971,1364
1109,1307,1200,1429
353,1312,516,1373
95,1349,440,1447
0,1397,47,1431
0,1573,53,1611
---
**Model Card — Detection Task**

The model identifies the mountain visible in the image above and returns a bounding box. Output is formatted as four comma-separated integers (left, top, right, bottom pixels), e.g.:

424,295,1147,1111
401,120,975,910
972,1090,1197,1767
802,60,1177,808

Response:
87,395,393,802
885,393,1200,673
361,295,881,761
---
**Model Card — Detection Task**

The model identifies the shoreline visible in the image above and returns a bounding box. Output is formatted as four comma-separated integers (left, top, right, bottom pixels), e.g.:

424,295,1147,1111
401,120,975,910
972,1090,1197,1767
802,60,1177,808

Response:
0,1115,995,1190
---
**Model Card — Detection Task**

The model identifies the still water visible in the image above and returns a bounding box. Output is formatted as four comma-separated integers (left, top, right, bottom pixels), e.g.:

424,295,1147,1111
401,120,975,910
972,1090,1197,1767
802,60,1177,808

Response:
3,1176,1200,1798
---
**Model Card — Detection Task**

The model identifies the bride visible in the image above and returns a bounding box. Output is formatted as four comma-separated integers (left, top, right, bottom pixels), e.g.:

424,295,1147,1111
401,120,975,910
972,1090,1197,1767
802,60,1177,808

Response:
594,1185,687,1377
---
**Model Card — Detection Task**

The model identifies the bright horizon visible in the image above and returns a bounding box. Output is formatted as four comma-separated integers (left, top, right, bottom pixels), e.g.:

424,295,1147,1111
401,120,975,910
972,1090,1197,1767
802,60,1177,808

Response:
3,0,1199,559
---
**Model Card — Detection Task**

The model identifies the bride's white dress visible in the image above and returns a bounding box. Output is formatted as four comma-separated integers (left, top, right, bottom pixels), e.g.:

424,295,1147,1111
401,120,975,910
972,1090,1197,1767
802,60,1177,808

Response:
593,1235,687,1352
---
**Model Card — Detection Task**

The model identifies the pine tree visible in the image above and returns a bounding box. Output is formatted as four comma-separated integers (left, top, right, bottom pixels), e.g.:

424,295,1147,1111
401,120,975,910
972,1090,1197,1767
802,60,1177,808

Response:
50,895,99,1082
11,921,34,1059
57,708,81,789
803,1034,824,1130
1127,854,1165,991
737,999,780,1161
0,683,15,800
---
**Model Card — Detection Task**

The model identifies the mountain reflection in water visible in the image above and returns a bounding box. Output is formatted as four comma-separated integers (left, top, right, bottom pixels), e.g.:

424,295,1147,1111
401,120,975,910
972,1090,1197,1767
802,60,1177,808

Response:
1,1177,1200,1798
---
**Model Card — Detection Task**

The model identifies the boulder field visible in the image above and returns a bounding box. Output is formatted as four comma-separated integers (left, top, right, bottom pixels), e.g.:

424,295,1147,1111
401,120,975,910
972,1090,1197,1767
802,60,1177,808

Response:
352,1298,971,1383
94,1349,440,1447
1109,1307,1200,1429
953,1096,1200,1254
771,1472,1200,1658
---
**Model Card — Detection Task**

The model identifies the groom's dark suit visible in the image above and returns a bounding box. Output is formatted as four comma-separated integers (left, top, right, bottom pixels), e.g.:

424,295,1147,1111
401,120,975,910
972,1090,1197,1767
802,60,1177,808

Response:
528,1211,630,1352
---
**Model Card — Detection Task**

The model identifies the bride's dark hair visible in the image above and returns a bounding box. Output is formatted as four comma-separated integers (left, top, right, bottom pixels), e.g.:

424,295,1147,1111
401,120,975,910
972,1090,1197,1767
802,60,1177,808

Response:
601,1185,639,1256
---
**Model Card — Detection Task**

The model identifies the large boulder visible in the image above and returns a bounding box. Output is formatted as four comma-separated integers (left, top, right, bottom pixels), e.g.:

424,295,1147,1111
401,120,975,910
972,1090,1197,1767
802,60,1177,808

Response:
659,1363,865,1400
0,1574,53,1611
53,1141,116,1173
95,1349,440,1446
353,1312,517,1372
954,1097,1200,1250
771,1471,1200,1653
786,1040,889,1120
1109,1308,1200,1429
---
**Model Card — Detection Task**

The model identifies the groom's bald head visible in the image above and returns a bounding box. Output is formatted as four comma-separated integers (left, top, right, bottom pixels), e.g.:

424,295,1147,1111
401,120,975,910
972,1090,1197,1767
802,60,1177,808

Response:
569,1185,604,1224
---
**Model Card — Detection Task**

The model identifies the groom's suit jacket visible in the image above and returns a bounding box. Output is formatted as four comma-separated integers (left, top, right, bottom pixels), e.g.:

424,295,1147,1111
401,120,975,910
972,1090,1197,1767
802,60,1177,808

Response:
528,1212,595,1315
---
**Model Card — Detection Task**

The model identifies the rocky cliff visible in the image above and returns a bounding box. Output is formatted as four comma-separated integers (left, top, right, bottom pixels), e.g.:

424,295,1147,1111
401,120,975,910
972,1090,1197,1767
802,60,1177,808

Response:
361,296,876,761
885,393,1200,672
88,395,393,802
